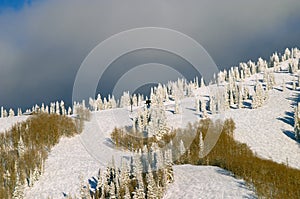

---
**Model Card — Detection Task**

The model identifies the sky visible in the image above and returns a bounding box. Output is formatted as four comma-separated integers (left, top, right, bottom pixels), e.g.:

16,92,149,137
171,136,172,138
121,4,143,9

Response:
0,0,300,110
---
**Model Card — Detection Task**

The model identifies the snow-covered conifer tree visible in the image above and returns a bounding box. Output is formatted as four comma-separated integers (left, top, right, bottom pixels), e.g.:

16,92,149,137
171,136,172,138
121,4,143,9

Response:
44,105,49,114
124,186,131,199
237,91,243,109
60,100,66,115
200,77,205,88
195,98,200,113
146,167,157,199
17,108,22,116
284,48,291,60
293,78,297,90
89,97,96,111
55,101,60,115
179,139,186,156
174,97,180,114
17,136,25,157
200,99,207,118
209,96,215,114
9,108,15,117
1,106,3,118
41,103,45,113
199,131,204,158
252,94,258,109
110,95,117,109
12,173,24,199
3,109,8,117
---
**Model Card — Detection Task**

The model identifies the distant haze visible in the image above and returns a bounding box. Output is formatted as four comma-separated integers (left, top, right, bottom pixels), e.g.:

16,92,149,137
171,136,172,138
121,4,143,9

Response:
0,0,300,110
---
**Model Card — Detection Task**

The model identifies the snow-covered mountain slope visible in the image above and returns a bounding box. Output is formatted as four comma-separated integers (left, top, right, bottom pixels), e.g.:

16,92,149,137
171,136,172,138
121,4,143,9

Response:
163,165,255,199
5,49,298,198
23,71,300,198
225,72,300,169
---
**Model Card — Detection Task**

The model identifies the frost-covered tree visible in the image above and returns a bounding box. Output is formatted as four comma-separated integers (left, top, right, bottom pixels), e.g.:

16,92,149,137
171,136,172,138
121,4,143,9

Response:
17,136,25,157
199,131,204,158
95,94,103,110
124,186,131,199
224,86,230,110
293,78,297,90
17,108,22,116
284,48,291,60
200,77,205,88
55,101,60,115
294,103,300,140
50,102,55,114
41,103,45,113
174,97,180,114
251,82,266,109
120,91,130,108
209,96,215,114
146,167,157,199
179,140,185,155
257,57,268,73
1,106,4,118
9,108,15,117
289,61,298,74
60,100,66,115
79,175,91,199
270,52,280,71
248,60,257,75
12,165,24,199
45,106,49,114
3,109,8,117
195,98,200,113
237,91,243,109
200,99,207,118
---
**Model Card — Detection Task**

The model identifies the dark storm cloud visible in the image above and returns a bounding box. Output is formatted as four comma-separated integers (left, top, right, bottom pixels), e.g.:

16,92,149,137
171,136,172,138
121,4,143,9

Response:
0,0,300,110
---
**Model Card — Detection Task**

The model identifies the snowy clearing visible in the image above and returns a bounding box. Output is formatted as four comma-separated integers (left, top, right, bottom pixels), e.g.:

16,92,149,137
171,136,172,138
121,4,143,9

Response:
163,165,256,199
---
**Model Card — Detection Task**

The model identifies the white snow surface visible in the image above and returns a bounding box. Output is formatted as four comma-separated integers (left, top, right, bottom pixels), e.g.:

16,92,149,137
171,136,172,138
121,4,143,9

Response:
163,165,255,199
1,63,299,198
0,115,28,133
225,72,300,169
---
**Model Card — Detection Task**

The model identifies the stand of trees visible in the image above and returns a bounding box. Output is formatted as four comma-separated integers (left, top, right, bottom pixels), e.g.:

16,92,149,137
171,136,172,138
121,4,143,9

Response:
0,113,78,199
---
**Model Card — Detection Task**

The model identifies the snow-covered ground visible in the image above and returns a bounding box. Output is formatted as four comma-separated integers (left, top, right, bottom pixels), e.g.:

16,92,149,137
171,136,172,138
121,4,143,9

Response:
163,165,255,199
225,72,300,169
24,135,100,199
0,115,28,133
2,60,300,198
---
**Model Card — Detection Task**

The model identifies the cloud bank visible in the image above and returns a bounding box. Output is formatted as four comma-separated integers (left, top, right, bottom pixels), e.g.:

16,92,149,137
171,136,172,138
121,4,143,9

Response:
0,0,300,109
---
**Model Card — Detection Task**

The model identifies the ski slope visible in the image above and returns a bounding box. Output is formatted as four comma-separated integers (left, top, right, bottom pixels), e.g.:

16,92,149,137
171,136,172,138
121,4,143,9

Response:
225,72,300,169
163,165,255,199
2,62,300,198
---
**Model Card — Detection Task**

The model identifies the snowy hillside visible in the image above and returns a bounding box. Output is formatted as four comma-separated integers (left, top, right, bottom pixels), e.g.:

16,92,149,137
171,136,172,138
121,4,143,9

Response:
1,48,300,198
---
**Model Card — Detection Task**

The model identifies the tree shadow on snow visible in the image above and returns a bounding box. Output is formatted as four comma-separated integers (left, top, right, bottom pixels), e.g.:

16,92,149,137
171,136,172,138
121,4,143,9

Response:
242,101,252,109
167,110,176,114
281,129,300,148
277,113,294,127
88,177,98,190
215,168,257,199
103,138,115,148
273,87,283,92
286,92,300,107
185,107,196,112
